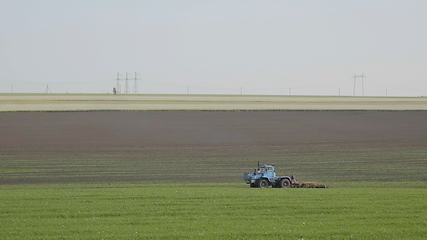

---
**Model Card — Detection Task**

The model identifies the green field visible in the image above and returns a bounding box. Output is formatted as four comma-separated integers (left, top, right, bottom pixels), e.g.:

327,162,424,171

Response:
1,183,426,240
1,94,427,111
1,100,426,239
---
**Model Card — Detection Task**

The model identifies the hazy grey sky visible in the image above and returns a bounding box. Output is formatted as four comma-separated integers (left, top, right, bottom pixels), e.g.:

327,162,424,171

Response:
1,0,426,96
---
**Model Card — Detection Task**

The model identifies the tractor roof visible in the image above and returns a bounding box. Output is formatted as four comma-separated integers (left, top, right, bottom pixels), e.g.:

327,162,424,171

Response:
261,165,274,168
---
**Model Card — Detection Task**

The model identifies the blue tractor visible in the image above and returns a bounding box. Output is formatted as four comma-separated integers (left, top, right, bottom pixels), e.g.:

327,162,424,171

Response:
243,163,293,188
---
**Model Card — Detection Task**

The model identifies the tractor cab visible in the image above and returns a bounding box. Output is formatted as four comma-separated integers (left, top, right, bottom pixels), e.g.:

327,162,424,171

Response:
251,164,276,180
258,165,276,178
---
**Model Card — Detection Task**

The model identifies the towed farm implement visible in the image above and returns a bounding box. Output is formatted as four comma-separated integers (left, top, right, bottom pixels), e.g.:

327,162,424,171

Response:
243,163,326,188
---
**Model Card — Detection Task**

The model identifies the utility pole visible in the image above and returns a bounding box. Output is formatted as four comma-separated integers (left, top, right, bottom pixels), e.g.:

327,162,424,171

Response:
186,86,190,95
125,72,129,94
338,88,341,96
134,72,138,94
240,87,243,95
45,84,49,94
116,72,121,94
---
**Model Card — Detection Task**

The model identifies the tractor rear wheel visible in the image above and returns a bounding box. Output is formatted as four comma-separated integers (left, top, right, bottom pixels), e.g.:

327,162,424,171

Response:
258,179,269,188
279,179,291,188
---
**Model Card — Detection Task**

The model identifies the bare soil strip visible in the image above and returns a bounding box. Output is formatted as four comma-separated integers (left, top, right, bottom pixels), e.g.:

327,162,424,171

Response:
1,94,427,111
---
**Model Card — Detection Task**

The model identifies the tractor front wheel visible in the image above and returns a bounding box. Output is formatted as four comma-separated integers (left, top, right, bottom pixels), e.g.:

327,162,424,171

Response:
258,179,269,188
280,179,291,188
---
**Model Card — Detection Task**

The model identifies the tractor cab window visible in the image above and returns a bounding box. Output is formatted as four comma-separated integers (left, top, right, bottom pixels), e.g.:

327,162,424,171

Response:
266,168,273,172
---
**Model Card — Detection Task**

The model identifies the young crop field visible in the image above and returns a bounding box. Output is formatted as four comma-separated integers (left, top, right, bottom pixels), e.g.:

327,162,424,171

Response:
1,183,426,240
1,94,427,111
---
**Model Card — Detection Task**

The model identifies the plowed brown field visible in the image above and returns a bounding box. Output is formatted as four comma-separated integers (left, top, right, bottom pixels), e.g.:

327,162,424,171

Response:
1,111,426,184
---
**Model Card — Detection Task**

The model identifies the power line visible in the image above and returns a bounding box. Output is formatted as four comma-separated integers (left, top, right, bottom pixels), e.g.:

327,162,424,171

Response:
353,73,366,96
114,72,141,95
